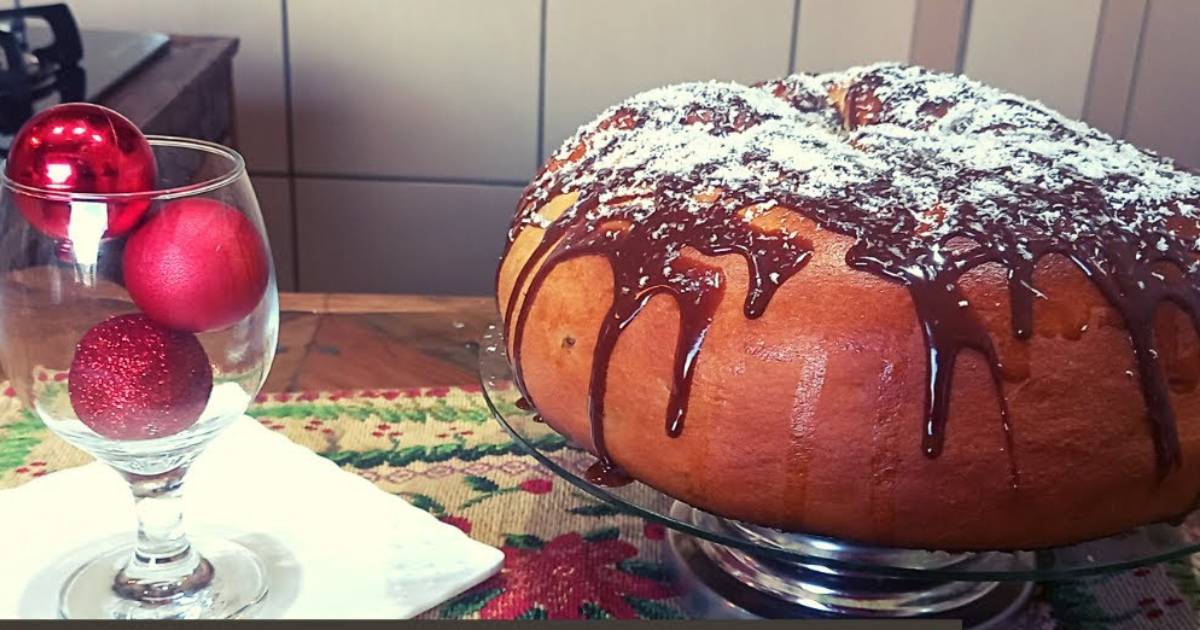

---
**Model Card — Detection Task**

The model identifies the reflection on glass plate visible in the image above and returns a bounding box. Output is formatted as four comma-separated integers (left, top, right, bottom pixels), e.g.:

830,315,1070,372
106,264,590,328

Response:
479,322,1200,582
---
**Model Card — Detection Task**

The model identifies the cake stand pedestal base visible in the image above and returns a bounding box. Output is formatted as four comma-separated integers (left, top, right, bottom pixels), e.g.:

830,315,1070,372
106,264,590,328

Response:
666,501,1033,627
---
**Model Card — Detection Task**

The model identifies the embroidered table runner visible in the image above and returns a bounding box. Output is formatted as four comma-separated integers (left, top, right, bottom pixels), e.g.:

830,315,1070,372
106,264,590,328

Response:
1,384,1196,626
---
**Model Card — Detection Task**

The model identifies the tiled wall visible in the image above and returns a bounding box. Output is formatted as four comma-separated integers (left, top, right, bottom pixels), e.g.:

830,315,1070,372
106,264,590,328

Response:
60,0,1200,295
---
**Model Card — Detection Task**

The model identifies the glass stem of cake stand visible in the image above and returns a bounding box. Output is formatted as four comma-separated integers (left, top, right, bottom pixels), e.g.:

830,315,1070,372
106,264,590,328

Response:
115,467,214,602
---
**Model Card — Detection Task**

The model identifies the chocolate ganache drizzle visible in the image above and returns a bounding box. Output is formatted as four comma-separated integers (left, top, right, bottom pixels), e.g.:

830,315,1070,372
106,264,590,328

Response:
501,63,1200,480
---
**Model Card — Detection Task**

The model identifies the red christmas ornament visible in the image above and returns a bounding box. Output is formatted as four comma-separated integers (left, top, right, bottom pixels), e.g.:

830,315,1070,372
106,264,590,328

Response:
124,198,269,332
5,103,156,240
69,314,213,441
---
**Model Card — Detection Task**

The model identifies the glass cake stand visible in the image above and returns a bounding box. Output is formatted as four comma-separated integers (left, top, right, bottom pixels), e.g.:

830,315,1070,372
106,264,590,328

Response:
478,323,1200,626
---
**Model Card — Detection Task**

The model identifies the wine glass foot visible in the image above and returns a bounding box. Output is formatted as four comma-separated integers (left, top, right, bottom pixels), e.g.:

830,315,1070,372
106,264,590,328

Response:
58,536,268,620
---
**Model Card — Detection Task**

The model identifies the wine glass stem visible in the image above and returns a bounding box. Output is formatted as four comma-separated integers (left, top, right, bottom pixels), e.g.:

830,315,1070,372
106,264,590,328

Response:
115,468,214,602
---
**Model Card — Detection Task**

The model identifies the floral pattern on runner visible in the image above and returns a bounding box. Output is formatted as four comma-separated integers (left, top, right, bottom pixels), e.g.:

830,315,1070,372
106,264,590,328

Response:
442,529,677,620
0,384,1195,626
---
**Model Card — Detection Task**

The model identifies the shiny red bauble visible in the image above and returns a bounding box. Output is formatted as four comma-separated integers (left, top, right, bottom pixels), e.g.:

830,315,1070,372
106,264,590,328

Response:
5,103,156,240
69,314,213,441
124,198,270,333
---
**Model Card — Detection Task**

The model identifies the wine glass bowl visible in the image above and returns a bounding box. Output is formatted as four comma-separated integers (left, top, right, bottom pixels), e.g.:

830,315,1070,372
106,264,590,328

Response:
0,137,279,619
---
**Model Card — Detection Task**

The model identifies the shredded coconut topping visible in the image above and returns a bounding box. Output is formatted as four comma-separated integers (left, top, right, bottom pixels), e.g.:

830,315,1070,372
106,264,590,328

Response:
515,62,1200,277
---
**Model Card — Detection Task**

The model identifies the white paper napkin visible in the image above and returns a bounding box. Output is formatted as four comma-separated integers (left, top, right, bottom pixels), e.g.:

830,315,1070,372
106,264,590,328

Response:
0,416,504,619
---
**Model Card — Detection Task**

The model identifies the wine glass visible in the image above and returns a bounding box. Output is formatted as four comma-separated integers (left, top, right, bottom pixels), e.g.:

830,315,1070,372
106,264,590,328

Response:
0,137,279,619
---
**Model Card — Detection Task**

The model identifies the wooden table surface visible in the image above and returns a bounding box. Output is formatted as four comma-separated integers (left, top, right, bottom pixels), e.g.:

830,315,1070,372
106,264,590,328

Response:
266,293,496,393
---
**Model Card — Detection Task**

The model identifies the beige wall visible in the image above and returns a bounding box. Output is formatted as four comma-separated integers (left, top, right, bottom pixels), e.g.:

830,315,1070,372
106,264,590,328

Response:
59,0,1200,295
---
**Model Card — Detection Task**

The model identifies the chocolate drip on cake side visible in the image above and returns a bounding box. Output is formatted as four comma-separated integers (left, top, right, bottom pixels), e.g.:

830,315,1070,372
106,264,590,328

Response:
500,63,1200,483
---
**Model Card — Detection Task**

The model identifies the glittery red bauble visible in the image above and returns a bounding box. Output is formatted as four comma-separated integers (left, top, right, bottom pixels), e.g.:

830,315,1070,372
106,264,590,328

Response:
69,314,213,441
5,103,156,239
124,198,269,333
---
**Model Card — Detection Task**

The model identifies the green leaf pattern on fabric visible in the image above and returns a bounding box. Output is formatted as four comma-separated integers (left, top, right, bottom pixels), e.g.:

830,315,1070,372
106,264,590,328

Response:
503,534,545,550
0,409,44,474
439,587,503,619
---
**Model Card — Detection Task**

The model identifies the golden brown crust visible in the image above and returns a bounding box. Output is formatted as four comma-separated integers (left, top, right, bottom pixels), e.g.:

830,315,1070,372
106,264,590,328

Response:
499,195,1200,551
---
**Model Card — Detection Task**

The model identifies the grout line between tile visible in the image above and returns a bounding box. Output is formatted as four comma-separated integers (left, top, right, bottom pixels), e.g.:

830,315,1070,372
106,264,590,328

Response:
252,171,529,188
906,0,921,65
955,0,974,73
1080,0,1110,125
536,0,549,164
280,0,301,290
1119,0,1152,140
787,0,801,73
